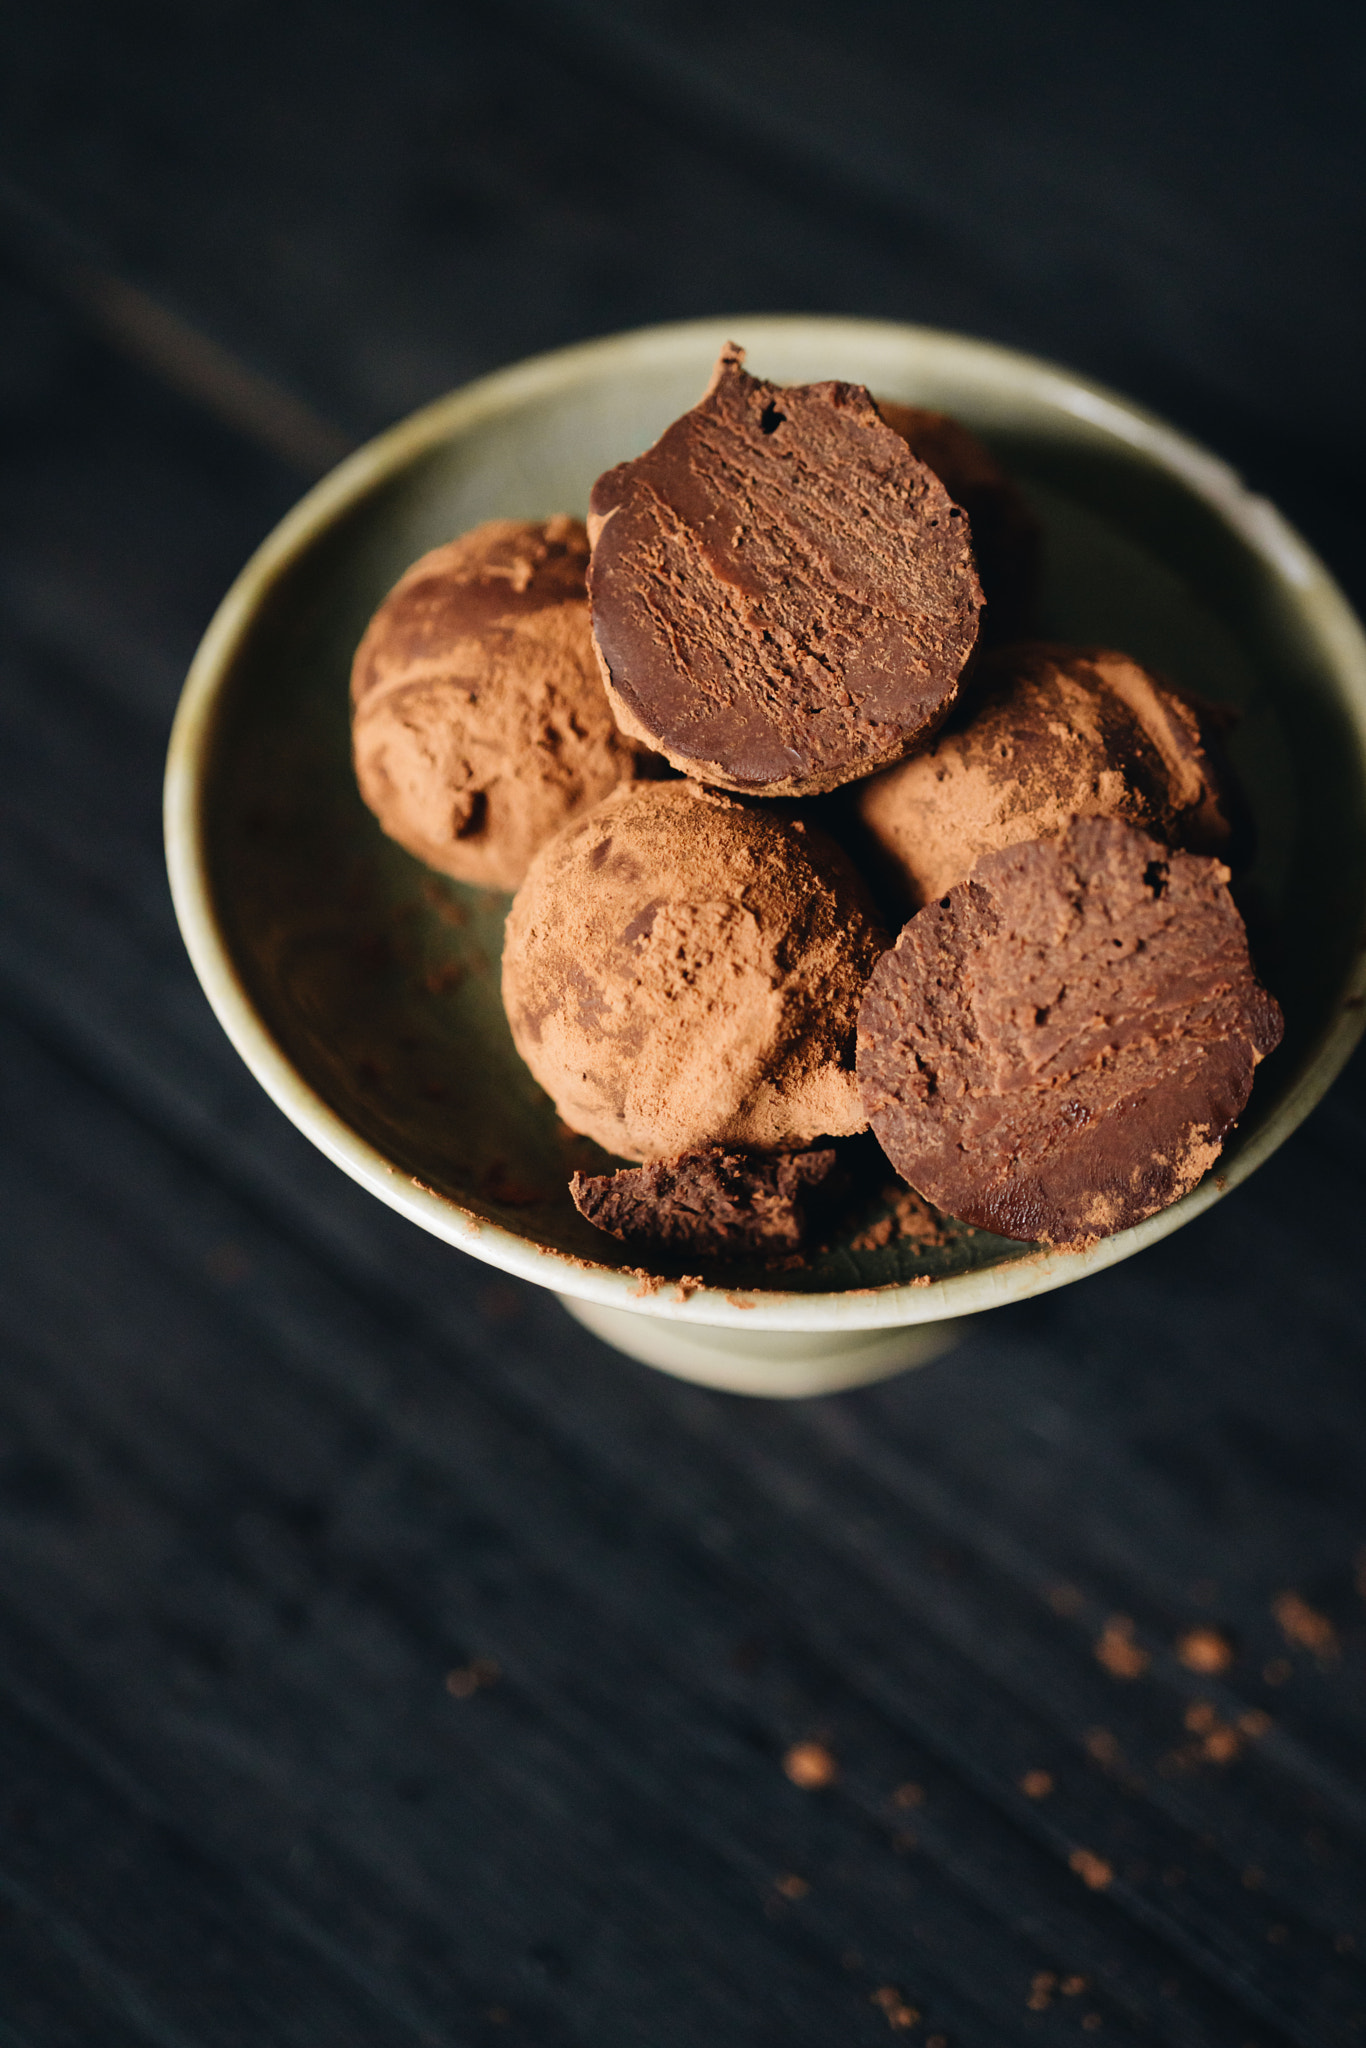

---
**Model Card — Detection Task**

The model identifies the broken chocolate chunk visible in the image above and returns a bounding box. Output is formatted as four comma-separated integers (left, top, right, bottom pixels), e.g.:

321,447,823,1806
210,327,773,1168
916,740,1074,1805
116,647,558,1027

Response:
570,1146,842,1260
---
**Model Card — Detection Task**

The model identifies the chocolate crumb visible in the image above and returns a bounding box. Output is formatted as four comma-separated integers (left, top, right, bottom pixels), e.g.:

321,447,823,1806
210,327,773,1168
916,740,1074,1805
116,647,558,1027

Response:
445,1658,500,1699
1176,1625,1235,1673
871,1986,921,2031
1095,1615,1150,1680
851,1185,951,1252
783,1740,838,1789
1069,1848,1114,1890
1027,1972,1056,2012
1272,1591,1339,1659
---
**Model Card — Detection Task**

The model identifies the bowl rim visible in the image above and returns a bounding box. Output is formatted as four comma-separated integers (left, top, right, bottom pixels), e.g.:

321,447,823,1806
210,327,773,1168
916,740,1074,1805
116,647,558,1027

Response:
164,313,1366,1333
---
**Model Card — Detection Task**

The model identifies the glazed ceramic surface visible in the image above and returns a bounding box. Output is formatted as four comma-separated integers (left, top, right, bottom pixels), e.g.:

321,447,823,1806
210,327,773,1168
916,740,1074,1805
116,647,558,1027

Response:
165,317,1366,1334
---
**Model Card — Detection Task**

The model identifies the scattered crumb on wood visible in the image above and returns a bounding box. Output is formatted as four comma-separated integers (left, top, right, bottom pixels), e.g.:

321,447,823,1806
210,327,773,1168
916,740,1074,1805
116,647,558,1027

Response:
1272,1590,1339,1659
1176,1625,1234,1673
870,1986,920,2030
1161,1697,1272,1770
446,1658,500,1699
783,1740,838,1788
1027,1971,1056,2011
1095,1615,1149,1679
1069,1847,1113,1890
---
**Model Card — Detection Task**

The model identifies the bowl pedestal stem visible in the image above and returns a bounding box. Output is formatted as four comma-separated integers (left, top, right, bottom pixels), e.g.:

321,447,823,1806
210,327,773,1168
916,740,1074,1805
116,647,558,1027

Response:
559,1296,963,1397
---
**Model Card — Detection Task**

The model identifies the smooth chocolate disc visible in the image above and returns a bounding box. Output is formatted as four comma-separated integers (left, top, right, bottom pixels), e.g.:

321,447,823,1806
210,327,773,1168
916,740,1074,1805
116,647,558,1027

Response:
588,345,983,798
857,817,1283,1250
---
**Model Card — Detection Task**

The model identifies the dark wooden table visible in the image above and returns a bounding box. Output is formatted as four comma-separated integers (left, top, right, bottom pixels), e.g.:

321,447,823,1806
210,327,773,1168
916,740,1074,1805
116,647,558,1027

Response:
1,6,1364,2041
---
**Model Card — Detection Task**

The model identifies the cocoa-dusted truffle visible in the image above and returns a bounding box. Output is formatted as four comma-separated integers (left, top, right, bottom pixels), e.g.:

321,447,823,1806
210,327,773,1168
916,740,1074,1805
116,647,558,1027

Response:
857,817,1283,1250
875,400,1039,644
351,517,642,890
570,1146,841,1260
587,344,983,799
502,779,886,1161
857,643,1240,913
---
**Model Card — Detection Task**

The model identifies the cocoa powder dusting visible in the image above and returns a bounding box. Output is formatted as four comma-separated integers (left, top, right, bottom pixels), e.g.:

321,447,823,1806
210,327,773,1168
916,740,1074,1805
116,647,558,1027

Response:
352,518,644,889
502,779,886,1160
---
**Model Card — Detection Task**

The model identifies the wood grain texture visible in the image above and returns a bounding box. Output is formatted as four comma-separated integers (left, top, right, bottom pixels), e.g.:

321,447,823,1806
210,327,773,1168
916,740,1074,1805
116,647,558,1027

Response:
0,4,1364,2041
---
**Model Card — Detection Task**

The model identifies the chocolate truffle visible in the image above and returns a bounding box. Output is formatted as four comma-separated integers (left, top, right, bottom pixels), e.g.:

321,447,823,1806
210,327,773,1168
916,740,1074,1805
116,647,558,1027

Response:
856,643,1240,913
570,1146,841,1260
502,779,886,1160
857,817,1283,1250
587,344,983,799
876,399,1039,643
351,517,642,890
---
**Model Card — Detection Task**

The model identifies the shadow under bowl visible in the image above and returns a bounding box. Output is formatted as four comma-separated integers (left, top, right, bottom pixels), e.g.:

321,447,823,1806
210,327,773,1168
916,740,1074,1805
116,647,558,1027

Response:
164,316,1366,1387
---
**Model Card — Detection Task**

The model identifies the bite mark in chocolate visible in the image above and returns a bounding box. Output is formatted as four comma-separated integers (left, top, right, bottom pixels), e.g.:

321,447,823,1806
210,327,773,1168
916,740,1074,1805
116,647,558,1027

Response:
588,345,983,798
856,817,1283,1251
571,1147,841,1260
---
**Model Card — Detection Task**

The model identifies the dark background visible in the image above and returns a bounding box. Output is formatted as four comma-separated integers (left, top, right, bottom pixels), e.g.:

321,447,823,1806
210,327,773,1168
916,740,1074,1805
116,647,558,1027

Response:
1,4,1365,2042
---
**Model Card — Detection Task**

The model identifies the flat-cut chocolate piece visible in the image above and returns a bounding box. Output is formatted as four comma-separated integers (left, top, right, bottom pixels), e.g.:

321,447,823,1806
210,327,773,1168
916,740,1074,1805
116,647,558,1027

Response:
351,518,643,890
570,1147,840,1259
857,817,1283,1251
876,400,1039,644
588,345,983,798
857,642,1244,915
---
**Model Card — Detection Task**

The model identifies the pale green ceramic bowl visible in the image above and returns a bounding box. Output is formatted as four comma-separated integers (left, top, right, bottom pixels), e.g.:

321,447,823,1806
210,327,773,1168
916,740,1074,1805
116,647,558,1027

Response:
165,317,1366,1395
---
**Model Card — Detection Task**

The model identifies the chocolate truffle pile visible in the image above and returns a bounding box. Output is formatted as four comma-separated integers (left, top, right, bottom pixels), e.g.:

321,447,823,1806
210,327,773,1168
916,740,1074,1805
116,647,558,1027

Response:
352,344,1282,1262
